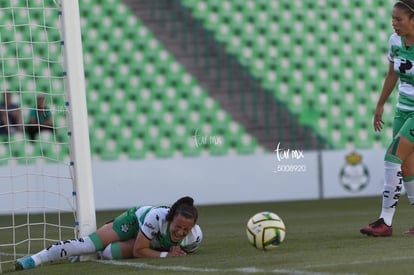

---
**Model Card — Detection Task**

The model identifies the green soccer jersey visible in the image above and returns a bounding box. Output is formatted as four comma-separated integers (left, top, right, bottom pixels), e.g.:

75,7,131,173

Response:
389,33,414,111
135,206,202,252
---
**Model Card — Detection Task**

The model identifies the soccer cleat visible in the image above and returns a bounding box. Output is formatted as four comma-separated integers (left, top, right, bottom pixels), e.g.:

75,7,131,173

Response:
360,218,392,237
403,227,414,235
15,256,36,270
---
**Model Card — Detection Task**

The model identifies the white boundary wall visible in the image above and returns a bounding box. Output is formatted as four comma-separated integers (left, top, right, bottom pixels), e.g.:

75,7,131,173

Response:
92,153,320,209
0,148,386,211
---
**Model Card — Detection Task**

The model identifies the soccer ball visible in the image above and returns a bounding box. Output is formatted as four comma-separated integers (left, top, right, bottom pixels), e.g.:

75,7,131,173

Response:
246,211,286,250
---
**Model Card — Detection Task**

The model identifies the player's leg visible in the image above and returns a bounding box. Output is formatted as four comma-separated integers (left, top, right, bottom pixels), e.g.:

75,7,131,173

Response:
401,151,414,234
101,238,136,260
16,208,138,270
15,225,111,270
66,221,138,261
99,207,143,259
395,115,414,224
360,135,414,236
360,110,410,237
359,154,401,236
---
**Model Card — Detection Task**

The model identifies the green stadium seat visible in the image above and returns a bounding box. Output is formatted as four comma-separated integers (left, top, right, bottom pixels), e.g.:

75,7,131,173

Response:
153,137,175,158
17,0,382,162
181,138,202,157
236,134,259,154
99,140,121,160
208,137,230,156
167,123,189,156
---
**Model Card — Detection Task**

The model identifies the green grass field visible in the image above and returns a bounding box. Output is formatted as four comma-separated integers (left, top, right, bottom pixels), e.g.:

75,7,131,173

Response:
3,196,414,275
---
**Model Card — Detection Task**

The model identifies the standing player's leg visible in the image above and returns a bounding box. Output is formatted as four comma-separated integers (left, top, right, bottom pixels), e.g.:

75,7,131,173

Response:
395,116,414,234
359,153,401,236
360,111,410,237
360,134,414,236
380,152,403,225
401,151,414,234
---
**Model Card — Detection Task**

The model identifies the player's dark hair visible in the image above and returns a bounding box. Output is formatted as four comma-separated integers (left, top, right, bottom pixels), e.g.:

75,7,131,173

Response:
166,196,198,223
395,0,414,18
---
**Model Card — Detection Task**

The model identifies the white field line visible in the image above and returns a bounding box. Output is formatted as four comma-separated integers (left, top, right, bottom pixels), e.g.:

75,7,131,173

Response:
95,259,357,275
6,252,413,274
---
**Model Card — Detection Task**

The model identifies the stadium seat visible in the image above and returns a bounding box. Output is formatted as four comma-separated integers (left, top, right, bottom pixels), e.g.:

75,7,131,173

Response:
3,0,397,164
180,0,394,150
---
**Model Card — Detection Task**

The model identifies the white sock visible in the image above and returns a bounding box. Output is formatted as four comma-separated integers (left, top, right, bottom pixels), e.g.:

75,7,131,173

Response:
31,236,96,266
380,161,402,226
101,244,113,260
403,177,414,205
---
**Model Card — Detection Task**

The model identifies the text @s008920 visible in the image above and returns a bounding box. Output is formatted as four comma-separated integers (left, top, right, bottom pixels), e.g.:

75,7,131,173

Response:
274,164,306,173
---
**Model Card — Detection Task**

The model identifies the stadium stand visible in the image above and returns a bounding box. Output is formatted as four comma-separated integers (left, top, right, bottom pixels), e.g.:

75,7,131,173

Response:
175,0,395,150
0,1,69,165
125,0,328,152
1,0,268,162
0,0,397,163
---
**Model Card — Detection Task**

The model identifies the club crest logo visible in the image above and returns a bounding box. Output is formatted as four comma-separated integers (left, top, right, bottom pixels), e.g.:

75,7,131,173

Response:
339,152,369,193
120,223,130,233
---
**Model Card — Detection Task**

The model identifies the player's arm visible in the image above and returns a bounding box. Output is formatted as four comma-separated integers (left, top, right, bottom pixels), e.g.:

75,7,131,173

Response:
374,62,398,132
132,231,187,258
378,62,398,106
132,231,164,258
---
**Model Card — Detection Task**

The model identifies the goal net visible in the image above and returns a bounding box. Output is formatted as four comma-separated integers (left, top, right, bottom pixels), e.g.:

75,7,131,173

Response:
0,0,96,272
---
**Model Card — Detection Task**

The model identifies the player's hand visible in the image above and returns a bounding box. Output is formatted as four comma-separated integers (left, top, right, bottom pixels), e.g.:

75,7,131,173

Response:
373,105,384,132
168,246,187,257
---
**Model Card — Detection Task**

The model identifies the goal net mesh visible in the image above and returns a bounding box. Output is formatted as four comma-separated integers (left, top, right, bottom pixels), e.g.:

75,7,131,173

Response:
0,0,78,272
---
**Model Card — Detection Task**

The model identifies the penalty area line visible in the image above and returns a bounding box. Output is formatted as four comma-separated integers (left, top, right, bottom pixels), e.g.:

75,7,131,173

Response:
95,260,354,275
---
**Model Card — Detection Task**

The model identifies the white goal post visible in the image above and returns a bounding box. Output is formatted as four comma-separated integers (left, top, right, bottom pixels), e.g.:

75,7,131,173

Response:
0,0,96,272
60,0,96,238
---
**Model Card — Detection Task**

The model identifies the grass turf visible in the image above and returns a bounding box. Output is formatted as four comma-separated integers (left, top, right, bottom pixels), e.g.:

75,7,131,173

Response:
3,196,414,275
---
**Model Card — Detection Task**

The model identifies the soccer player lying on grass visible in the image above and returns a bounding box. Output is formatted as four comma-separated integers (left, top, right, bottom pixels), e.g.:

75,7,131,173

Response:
15,196,202,270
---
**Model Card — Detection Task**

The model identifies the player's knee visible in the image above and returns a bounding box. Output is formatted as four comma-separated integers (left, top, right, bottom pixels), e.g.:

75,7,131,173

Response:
402,153,414,176
401,163,414,177
101,242,123,260
101,244,113,260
